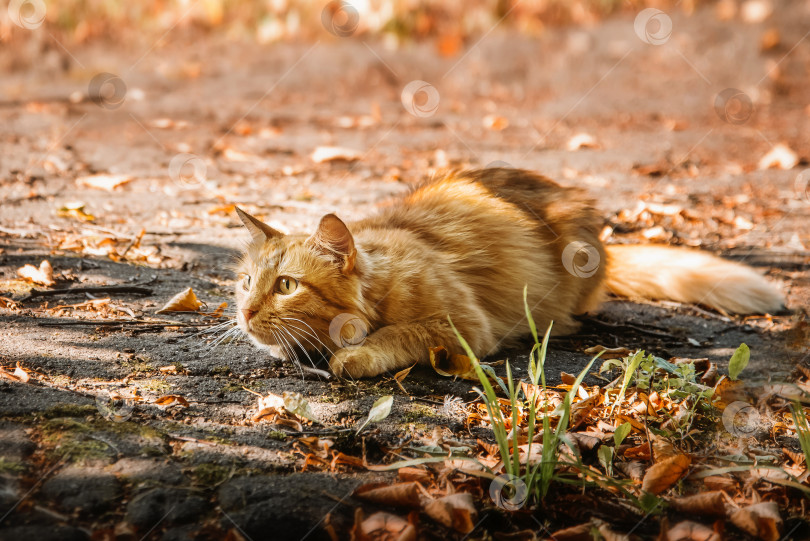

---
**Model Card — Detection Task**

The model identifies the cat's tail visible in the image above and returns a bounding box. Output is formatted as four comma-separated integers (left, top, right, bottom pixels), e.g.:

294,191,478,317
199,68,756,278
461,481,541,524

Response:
603,245,784,314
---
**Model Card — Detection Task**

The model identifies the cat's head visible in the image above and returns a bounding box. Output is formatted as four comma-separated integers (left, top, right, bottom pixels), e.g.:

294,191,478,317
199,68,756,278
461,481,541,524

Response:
233,207,363,356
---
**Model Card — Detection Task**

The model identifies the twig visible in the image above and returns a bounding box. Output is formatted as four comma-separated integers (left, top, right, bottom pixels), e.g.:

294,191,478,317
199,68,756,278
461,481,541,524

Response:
37,319,201,328
22,285,152,302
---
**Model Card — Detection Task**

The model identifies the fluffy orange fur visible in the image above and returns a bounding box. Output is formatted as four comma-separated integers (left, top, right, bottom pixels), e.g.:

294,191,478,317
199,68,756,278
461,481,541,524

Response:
234,168,784,378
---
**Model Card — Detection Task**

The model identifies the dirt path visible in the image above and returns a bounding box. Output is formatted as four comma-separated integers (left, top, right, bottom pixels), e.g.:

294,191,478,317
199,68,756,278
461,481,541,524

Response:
1,4,809,540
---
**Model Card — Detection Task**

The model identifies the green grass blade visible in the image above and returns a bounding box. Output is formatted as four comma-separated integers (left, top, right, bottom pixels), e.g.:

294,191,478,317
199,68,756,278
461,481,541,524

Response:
609,350,644,416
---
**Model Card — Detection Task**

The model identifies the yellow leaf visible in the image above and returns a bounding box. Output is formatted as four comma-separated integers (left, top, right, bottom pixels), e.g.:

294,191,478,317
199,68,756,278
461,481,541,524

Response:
156,287,203,313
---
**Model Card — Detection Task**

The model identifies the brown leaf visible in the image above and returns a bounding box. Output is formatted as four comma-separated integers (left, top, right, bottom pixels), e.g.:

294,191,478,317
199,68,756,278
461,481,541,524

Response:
156,287,203,313
17,260,55,286
428,346,477,380
664,520,721,541
642,454,691,494
624,443,652,461
398,467,433,484
13,363,30,383
583,345,630,359
668,491,726,517
423,493,477,534
0,297,20,310
351,509,416,541
560,371,576,385
311,146,362,163
353,482,422,508
729,502,782,541
76,174,132,191
548,522,593,541
154,395,189,408
702,475,737,492
614,461,644,484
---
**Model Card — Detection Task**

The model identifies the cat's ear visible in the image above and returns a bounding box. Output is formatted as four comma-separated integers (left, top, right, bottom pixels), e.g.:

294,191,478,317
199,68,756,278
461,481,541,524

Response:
234,207,283,242
307,214,356,273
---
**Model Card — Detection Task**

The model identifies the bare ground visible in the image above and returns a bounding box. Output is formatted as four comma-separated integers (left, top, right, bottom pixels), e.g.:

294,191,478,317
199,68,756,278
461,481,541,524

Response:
1,4,809,540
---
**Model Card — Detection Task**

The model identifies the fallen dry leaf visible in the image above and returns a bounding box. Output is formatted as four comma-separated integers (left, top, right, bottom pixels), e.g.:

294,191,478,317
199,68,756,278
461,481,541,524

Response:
351,509,416,541
0,297,19,310
13,363,30,383
17,260,55,286
154,395,189,408
549,522,592,541
353,482,422,508
156,287,203,313
428,346,477,380
423,493,477,534
758,143,798,170
729,501,782,541
567,133,599,151
76,174,132,191
668,491,726,517
311,146,362,163
583,345,631,359
57,201,95,222
641,454,691,494
664,521,721,541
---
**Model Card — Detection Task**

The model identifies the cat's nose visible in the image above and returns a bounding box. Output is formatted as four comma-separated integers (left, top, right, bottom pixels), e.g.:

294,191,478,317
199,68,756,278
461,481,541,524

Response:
241,309,257,323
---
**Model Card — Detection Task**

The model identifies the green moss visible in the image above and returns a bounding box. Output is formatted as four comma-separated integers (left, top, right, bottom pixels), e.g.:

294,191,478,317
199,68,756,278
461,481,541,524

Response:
0,458,24,474
267,430,288,441
191,463,231,487
402,405,438,423
221,382,243,393
42,403,98,419
138,379,171,393
212,365,231,376
51,438,111,463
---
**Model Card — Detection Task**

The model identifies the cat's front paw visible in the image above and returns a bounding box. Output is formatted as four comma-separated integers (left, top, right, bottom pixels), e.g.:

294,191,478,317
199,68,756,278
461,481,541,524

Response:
330,347,383,378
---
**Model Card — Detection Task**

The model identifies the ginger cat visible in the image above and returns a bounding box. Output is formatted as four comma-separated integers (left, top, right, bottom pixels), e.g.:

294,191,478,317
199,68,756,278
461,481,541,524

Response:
233,168,784,378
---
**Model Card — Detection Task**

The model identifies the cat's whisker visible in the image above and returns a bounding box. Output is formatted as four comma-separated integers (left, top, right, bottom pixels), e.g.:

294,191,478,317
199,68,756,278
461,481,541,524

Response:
271,327,304,380
280,318,335,356
278,325,318,370
283,325,327,360
204,326,243,352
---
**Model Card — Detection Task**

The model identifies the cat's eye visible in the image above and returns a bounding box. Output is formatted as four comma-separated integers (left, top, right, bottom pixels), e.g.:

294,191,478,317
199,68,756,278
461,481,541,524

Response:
242,275,251,290
276,276,298,295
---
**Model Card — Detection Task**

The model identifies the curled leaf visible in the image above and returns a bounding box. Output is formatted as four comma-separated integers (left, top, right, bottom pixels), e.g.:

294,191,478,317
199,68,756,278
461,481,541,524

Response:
728,343,750,381
154,395,189,408
429,346,477,380
356,395,393,434
283,391,318,423
353,482,422,508
17,260,55,286
423,493,477,534
156,287,203,313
